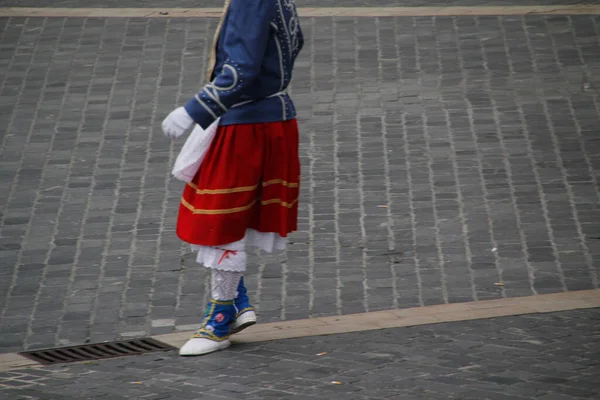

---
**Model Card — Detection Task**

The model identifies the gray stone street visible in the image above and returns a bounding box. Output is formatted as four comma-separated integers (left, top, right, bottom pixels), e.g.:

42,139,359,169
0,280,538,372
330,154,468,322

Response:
1,309,599,399
2,0,600,8
0,0,600,398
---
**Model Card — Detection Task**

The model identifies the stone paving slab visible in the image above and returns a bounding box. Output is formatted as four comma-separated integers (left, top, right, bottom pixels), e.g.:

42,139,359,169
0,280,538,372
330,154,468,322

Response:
2,289,596,371
1,308,599,399
156,289,600,347
1,13,600,353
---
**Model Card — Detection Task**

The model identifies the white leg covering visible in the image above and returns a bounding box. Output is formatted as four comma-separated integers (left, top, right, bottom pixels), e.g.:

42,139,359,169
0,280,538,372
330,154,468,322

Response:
211,269,242,301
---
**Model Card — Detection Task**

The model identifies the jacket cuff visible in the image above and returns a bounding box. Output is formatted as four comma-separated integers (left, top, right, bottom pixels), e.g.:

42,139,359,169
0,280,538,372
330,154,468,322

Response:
184,96,218,130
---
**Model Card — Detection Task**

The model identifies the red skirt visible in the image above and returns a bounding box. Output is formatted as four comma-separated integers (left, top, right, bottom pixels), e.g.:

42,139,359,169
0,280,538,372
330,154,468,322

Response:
176,119,300,246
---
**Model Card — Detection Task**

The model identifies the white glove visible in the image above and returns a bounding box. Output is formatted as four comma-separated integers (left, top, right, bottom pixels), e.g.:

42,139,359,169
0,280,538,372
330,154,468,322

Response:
162,107,195,140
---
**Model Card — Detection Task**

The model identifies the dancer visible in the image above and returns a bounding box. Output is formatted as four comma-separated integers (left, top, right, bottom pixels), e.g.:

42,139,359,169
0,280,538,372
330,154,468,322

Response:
162,0,303,356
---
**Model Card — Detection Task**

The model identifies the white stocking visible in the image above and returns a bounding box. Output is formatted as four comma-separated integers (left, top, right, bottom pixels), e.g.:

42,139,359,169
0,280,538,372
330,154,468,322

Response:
211,269,242,301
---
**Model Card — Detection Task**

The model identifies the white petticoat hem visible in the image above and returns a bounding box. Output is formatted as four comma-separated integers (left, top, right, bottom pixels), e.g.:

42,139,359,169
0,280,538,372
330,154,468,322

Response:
188,229,287,272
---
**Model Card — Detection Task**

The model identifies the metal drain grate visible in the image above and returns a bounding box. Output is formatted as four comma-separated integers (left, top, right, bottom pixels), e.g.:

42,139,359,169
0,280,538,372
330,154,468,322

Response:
20,338,176,365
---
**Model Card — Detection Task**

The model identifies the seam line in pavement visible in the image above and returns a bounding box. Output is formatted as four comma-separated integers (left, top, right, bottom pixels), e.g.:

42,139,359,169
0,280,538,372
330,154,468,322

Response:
2,289,598,372
0,6,599,18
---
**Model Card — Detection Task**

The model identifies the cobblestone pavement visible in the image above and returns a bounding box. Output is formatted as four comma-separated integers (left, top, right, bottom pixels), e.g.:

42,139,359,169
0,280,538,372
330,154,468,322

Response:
1,308,599,399
1,9,600,353
2,0,600,8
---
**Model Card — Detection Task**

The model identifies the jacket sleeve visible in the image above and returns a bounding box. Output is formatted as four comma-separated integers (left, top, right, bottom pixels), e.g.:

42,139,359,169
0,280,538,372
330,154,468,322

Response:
184,0,275,129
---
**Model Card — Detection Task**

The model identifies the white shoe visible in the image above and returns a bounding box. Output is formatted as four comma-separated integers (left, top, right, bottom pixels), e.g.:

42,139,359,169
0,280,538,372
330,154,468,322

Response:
179,338,231,356
229,310,257,334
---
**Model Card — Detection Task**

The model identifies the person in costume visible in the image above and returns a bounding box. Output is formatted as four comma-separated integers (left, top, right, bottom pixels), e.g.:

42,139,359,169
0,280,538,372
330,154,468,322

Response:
161,0,303,356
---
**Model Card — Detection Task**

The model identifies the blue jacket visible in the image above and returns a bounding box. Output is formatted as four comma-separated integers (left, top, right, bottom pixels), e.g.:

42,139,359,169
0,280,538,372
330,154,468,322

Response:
184,0,304,129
